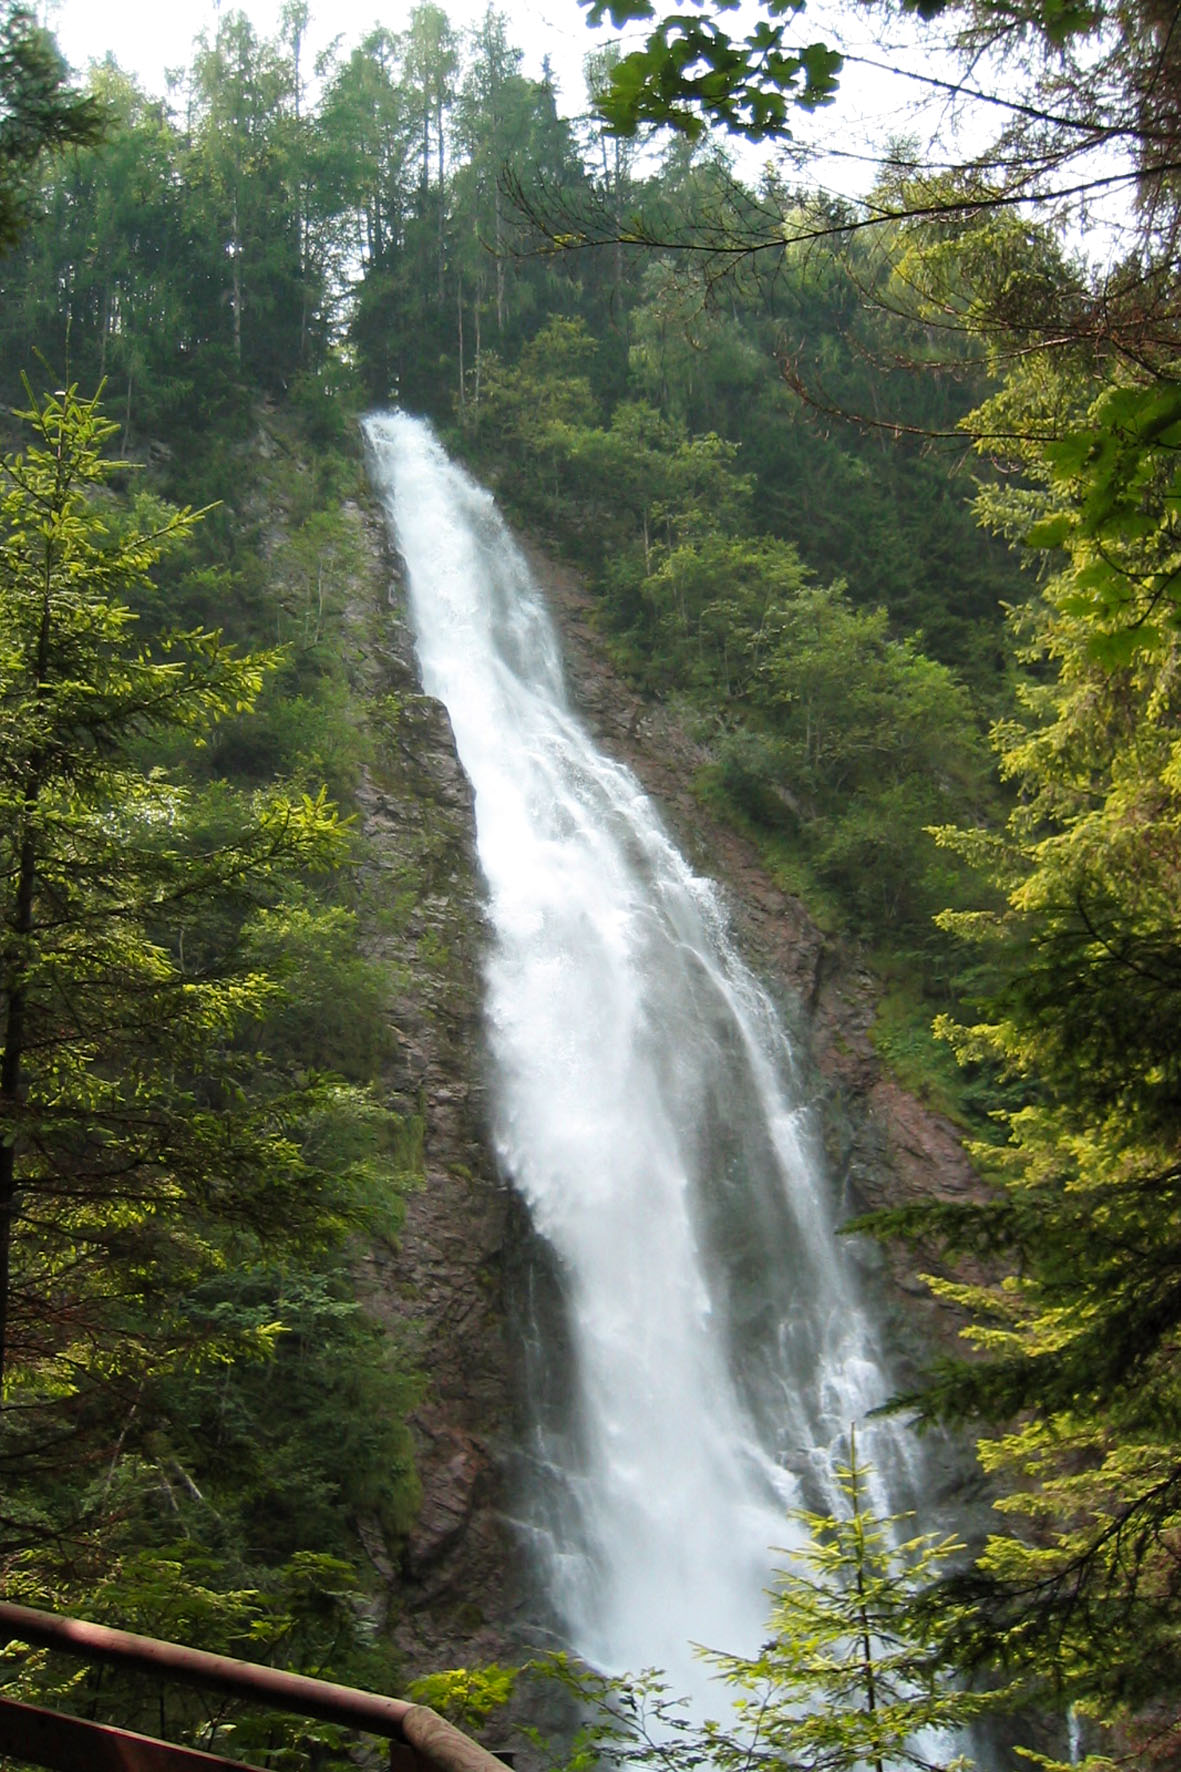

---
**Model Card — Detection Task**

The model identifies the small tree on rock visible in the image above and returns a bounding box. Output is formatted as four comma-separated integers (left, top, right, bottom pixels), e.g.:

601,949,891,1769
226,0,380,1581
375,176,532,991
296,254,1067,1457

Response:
538,1432,993,1772
701,1432,988,1772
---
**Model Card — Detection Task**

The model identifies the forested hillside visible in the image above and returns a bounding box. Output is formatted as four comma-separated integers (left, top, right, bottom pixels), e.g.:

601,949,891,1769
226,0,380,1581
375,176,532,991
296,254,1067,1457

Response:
0,0,1026,1010
1,0,1179,1765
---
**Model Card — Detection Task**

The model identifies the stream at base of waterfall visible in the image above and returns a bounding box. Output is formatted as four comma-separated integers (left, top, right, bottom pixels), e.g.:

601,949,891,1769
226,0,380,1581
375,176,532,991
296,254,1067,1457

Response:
364,411,933,1714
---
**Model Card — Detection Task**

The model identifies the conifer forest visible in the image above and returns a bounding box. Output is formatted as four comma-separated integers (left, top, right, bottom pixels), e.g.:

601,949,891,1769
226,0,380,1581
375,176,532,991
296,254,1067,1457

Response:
0,0,1179,1767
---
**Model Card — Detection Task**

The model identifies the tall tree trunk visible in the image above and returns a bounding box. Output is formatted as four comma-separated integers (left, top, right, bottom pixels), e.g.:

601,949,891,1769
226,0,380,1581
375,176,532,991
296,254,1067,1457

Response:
474,301,482,408
231,187,243,364
613,137,625,316
494,182,505,331
0,822,34,1395
849,1430,885,1772
457,273,465,410
99,282,111,378
0,528,55,1393
298,174,310,365
436,88,446,299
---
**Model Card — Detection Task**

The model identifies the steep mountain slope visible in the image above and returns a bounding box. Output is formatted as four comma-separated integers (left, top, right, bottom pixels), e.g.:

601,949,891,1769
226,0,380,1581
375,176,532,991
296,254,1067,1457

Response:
347,443,982,1683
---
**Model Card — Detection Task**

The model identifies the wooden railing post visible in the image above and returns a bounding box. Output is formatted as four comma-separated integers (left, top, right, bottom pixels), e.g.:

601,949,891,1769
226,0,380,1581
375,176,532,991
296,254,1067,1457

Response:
0,1603,515,1772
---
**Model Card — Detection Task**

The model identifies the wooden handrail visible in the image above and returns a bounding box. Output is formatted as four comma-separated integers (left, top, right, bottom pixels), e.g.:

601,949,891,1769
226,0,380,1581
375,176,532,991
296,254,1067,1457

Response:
0,1601,512,1772
0,1693,271,1771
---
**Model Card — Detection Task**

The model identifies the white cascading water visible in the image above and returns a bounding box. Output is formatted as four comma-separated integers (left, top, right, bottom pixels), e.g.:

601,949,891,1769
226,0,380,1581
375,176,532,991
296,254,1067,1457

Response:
364,412,925,1705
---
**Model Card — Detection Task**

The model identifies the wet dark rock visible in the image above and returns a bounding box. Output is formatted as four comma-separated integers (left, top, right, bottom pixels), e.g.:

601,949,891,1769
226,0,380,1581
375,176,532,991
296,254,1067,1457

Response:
342,499,524,1679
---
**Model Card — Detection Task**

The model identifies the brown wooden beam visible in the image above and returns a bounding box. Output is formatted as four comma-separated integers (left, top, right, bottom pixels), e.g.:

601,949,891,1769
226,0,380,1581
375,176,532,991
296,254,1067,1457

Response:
0,1603,509,1772
0,1603,410,1738
0,1693,268,1772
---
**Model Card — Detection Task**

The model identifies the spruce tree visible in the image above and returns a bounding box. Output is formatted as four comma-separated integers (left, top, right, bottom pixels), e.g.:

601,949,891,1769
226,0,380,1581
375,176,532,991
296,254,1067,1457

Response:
542,1436,989,1772
0,383,360,1486
0,3,103,250
857,335,1181,1751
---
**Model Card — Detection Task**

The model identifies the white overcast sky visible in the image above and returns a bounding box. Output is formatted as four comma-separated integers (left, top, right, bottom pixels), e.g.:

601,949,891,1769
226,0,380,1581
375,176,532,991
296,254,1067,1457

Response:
38,0,974,204
43,0,1130,232
43,0,613,116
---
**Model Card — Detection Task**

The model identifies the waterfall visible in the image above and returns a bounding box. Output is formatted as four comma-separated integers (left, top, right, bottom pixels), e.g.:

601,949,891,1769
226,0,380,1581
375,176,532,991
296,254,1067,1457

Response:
363,411,923,1705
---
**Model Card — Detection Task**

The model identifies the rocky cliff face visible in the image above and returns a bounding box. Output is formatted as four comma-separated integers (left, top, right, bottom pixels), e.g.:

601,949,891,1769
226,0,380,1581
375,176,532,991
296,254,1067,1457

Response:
341,498,524,1677
344,487,980,1681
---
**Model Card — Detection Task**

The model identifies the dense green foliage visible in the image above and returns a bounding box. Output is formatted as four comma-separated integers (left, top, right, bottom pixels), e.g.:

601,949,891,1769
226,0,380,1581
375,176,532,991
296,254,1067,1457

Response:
7,0,1181,1765
584,0,842,142
0,379,424,1762
0,3,1019,1757
566,0,1181,1751
458,252,1015,995
846,232,1181,1761
0,0,1020,1017
0,3,103,250
0,385,347,1391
